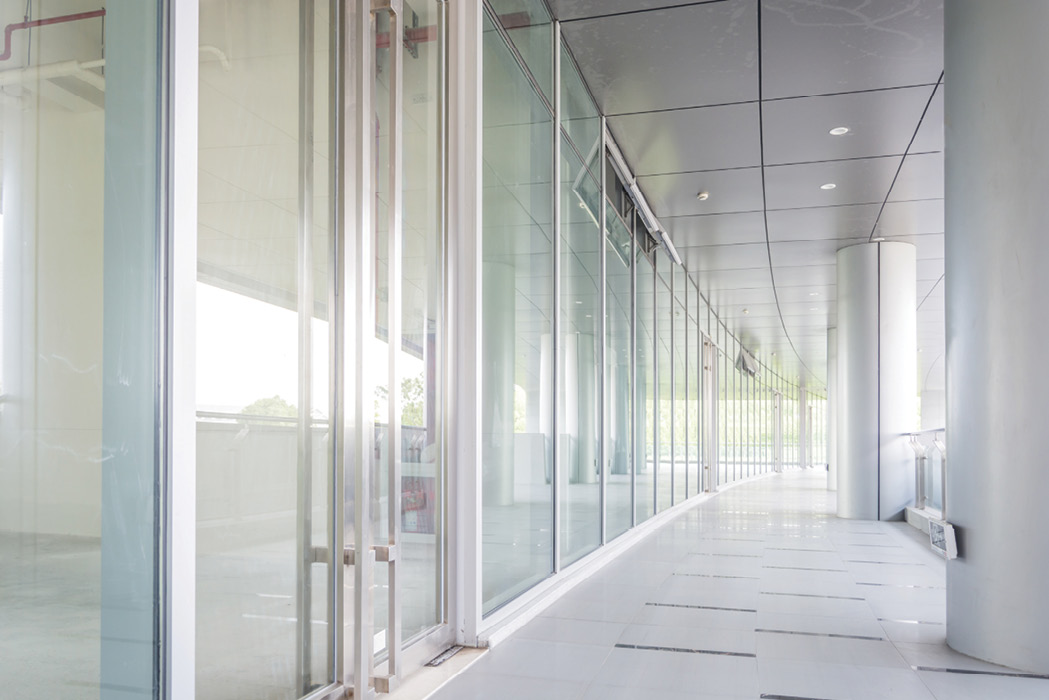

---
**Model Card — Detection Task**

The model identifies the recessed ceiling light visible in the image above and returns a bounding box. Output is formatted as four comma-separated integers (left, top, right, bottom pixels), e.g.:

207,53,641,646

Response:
820,183,837,190
742,308,749,315
872,237,886,242
810,307,819,311
829,126,850,136
809,292,820,297
696,191,710,201
578,201,587,209
575,300,582,304
585,314,592,318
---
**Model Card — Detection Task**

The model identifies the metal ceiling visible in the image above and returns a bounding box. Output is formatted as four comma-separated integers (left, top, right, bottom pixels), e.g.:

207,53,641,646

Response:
556,0,945,391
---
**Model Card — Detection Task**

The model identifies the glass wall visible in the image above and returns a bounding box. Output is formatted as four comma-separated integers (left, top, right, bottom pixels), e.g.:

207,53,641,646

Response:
635,245,656,524
655,248,673,512
474,8,823,613
481,11,555,613
0,5,164,698
606,206,633,540
687,280,700,498
673,266,688,504
558,136,601,566
196,2,335,695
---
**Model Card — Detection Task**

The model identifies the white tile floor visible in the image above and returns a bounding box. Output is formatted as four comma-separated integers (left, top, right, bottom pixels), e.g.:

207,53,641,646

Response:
430,470,1049,700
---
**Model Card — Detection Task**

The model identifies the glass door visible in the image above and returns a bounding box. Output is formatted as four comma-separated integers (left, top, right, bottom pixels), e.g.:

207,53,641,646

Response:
348,1,449,695
196,1,337,698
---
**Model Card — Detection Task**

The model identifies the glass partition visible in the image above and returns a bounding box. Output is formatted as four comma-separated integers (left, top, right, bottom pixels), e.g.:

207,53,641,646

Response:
481,12,554,613
654,248,673,511
635,245,656,523
488,0,553,104
0,5,164,698
687,280,700,498
196,2,336,694
558,136,601,567
673,266,688,504
605,205,634,540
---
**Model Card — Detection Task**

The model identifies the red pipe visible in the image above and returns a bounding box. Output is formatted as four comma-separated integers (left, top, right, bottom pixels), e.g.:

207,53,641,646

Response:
0,8,106,62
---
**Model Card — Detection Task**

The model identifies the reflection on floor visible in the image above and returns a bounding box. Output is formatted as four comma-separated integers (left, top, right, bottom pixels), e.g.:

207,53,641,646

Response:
435,470,1049,700
1,531,440,700
1,533,101,699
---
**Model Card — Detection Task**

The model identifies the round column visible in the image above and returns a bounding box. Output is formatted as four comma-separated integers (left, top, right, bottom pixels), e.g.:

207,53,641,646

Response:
836,242,916,520
945,0,1049,673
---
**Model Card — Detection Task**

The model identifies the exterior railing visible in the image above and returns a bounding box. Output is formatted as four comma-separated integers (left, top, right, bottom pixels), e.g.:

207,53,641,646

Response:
907,428,947,518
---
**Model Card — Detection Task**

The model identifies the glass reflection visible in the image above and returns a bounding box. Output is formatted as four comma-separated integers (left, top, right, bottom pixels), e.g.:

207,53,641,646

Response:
481,12,554,614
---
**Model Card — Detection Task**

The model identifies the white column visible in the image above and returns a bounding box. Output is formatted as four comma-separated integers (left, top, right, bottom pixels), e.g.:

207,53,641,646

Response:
836,242,916,520
945,0,1049,674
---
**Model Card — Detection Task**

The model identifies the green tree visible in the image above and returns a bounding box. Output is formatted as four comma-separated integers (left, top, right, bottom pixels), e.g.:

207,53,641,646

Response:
240,395,297,419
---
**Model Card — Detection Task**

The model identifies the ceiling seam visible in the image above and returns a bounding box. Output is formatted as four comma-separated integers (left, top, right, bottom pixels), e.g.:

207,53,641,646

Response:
604,82,941,119
916,273,945,311
634,151,943,179
658,197,945,221
756,0,825,389
866,73,944,243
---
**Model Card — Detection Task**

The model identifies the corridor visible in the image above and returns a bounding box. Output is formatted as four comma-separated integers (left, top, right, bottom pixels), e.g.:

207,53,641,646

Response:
430,471,1048,700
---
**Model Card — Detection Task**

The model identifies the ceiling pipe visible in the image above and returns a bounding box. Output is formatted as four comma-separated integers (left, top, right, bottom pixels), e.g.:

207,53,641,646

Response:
0,8,106,62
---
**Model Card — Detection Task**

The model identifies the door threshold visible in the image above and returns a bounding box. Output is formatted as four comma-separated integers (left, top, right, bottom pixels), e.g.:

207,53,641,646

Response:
383,646,487,700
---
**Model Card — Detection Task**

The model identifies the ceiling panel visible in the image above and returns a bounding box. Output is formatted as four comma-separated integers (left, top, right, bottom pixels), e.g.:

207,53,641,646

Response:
665,211,768,247
640,167,764,217
875,199,944,237
887,152,944,201
609,102,761,176
770,239,856,268
761,0,944,99
683,243,771,272
764,156,901,210
911,86,944,153
762,87,933,165
765,203,880,243
560,0,758,115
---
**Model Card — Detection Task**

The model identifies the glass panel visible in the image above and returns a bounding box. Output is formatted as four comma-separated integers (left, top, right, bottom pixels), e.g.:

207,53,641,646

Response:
687,289,700,498
558,138,601,567
635,245,655,524
488,0,553,104
605,205,633,540
654,249,672,512
718,341,728,485
673,267,687,504
398,0,444,644
196,1,335,696
0,5,162,698
481,13,554,614
559,43,600,177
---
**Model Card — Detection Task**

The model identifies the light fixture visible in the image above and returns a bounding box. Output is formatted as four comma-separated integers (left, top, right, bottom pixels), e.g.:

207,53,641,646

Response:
820,183,837,190
809,291,820,297
575,300,582,305
585,314,592,319
810,307,819,311
696,191,710,201
829,126,850,136
872,237,886,242
742,308,749,315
